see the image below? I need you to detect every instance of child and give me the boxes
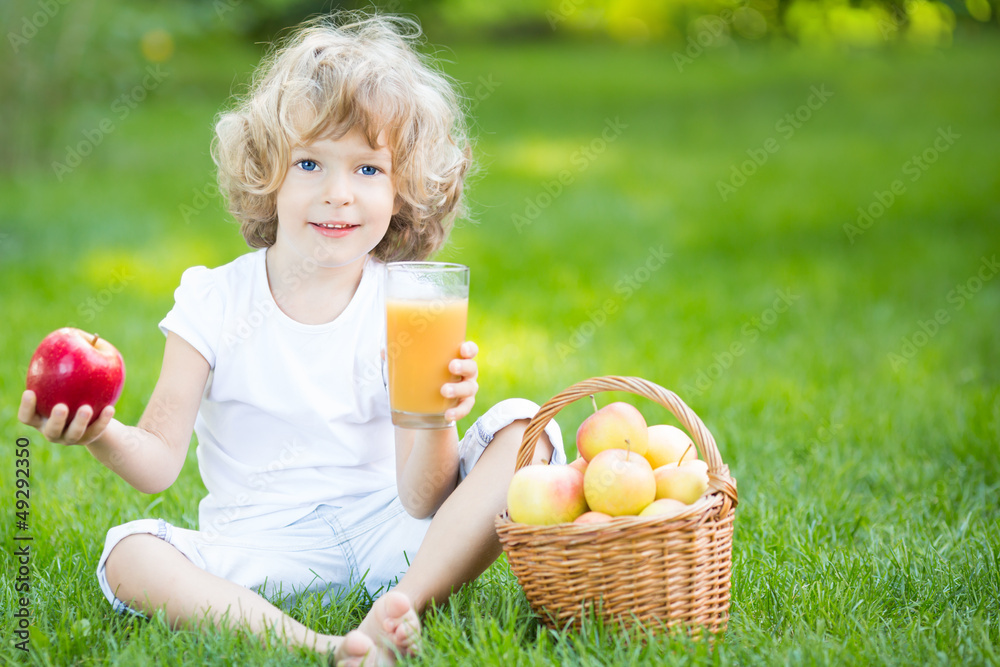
[19,12,564,666]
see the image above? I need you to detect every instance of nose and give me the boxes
[323,170,353,207]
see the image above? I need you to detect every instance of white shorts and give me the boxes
[96,398,565,616]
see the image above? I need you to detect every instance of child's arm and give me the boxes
[18,332,209,494]
[394,342,479,519]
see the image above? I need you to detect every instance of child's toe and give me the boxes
[331,630,375,667]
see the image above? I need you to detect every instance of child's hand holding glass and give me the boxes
[440,341,479,425]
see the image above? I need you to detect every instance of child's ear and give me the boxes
[392,195,403,216]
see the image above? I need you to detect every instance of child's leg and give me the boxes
[103,533,386,665]
[364,418,552,628]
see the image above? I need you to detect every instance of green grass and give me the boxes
[2,28,999,665]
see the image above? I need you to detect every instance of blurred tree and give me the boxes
[3,0,218,172]
[422,0,993,46]
[0,0,442,172]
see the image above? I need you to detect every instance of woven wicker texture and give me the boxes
[495,376,738,636]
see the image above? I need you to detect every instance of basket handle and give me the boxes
[517,376,737,506]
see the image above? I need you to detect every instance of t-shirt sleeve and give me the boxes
[158,266,224,368]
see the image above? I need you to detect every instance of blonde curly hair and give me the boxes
[211,12,472,261]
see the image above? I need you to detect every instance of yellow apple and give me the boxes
[568,456,588,474]
[576,401,649,462]
[573,510,614,524]
[507,464,587,525]
[583,448,656,516]
[653,459,709,505]
[638,498,687,518]
[644,424,698,469]
[682,459,709,476]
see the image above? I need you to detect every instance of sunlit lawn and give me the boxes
[2,31,999,665]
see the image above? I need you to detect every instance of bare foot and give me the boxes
[356,590,421,664]
[330,629,376,667]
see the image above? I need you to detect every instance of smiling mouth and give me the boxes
[312,222,358,229]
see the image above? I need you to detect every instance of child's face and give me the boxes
[274,127,397,270]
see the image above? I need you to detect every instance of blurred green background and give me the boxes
[2,0,997,404]
[1,0,999,663]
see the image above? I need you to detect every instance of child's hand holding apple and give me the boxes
[19,327,125,445]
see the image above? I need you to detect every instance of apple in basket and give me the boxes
[654,457,710,505]
[583,448,656,516]
[645,424,699,469]
[639,498,687,518]
[576,399,648,461]
[573,510,614,524]
[507,464,588,525]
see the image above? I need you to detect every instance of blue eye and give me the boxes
[298,159,318,172]
[360,165,379,176]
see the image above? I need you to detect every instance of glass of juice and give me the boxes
[385,262,469,429]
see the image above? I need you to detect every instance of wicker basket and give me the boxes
[495,376,738,637]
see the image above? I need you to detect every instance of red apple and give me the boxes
[576,400,648,462]
[26,328,125,425]
[573,510,614,524]
[507,464,588,525]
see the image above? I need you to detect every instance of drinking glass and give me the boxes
[385,262,469,428]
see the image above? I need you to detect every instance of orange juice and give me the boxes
[386,297,468,417]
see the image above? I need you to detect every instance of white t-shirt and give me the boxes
[159,248,395,537]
